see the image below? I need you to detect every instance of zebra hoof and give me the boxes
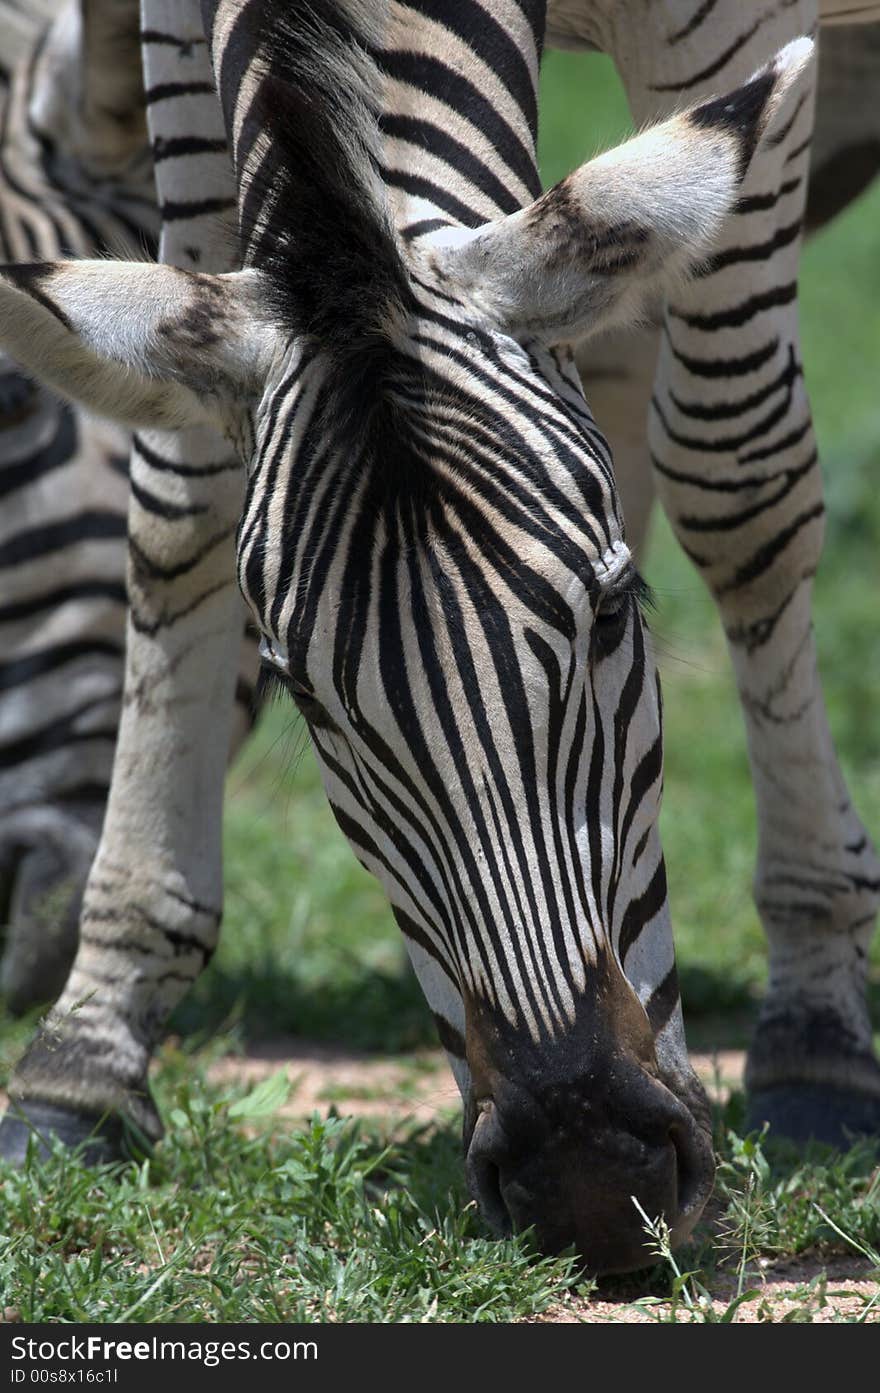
[0,1100,141,1167]
[746,1085,880,1149]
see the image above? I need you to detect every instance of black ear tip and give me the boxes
[687,36,814,180]
[689,68,777,145]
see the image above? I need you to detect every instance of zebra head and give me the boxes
[0,0,811,1273]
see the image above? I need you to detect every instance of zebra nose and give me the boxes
[464,1086,713,1274]
[465,1102,515,1237]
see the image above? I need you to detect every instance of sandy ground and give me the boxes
[535,1254,879,1322]
[200,1039,748,1121]
[3,1040,878,1321]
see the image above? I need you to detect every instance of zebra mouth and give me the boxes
[463,1077,714,1271]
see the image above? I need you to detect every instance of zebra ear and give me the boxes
[0,262,278,431]
[434,38,813,347]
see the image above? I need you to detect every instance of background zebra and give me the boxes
[545,0,880,1144]
[0,0,874,1275]
[0,0,261,1015]
[0,0,154,1013]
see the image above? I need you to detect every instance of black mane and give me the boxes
[203,0,413,441]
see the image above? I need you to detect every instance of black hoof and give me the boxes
[0,1100,144,1167]
[746,1085,880,1149]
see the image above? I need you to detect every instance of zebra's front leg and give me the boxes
[0,427,244,1162]
[643,94,880,1144]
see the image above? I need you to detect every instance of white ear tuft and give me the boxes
[430,38,815,347]
[0,262,279,432]
[768,36,815,112]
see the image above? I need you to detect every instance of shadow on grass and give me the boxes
[373,1117,470,1216]
[3,932,878,1074]
[168,956,436,1054]
[169,957,764,1056]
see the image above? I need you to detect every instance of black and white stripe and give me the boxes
[553,0,880,1130]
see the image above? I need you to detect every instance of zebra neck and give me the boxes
[379,0,546,239]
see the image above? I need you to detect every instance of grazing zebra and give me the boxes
[4,7,878,1030]
[0,0,260,1014]
[0,0,871,1274]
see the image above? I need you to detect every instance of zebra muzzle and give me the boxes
[464,1071,714,1275]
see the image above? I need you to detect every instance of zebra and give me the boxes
[571,13,880,570]
[0,0,871,1274]
[0,0,260,1014]
[3,3,878,1036]
[545,0,880,1150]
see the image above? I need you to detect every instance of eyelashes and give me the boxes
[256,659,336,729]
[591,570,654,661]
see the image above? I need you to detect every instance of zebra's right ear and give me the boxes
[433,38,813,347]
[0,261,281,432]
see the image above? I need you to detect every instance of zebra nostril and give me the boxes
[668,1117,714,1234]
[465,1103,513,1236]
[462,1074,715,1270]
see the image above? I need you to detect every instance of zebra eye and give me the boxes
[591,594,630,660]
[289,684,337,731]
[281,671,318,707]
[258,662,337,731]
[262,662,316,707]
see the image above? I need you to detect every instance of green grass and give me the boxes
[627,1125,880,1322]
[0,1064,578,1323]
[2,49,880,1323]
[1,1065,878,1322]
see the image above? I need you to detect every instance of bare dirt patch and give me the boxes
[199,1039,747,1120]
[536,1254,878,1322]
[0,1044,738,1124]
[201,1036,461,1122]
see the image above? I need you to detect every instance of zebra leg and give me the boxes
[0,426,245,1162]
[605,1,880,1144]
[0,1,249,1163]
[0,0,153,1016]
[568,20,880,571]
[0,395,129,1015]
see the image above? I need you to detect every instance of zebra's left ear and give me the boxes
[0,261,279,431]
[433,38,813,347]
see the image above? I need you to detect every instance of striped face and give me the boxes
[240,294,714,1268]
[245,322,672,1040]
